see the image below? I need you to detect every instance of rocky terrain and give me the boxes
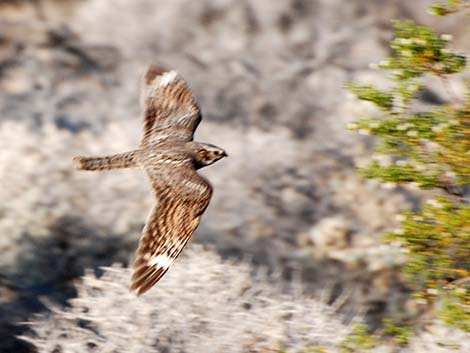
[1,0,469,352]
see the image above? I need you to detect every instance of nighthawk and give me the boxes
[74,65,227,295]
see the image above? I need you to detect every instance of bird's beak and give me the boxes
[222,150,228,157]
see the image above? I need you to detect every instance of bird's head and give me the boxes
[193,143,227,168]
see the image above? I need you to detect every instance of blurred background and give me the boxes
[0,0,469,352]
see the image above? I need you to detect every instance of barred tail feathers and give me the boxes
[73,150,140,171]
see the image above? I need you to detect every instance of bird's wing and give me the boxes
[140,65,201,146]
[130,163,212,295]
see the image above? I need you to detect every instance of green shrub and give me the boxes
[347,19,470,332]
[431,0,470,16]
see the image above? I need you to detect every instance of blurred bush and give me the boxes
[347,10,470,342]
[24,245,352,353]
[431,0,470,15]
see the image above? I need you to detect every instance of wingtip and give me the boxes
[130,263,168,296]
[129,269,150,296]
[130,281,154,297]
[130,285,144,297]
[145,64,172,84]
[129,277,144,296]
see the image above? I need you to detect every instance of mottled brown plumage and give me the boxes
[74,65,227,295]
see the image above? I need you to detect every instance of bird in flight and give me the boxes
[74,65,227,295]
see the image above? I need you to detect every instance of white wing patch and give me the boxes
[159,70,178,87]
[141,70,178,108]
[147,254,172,269]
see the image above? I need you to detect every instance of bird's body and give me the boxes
[74,65,226,295]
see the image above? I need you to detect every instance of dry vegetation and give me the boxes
[24,246,353,353]
[23,247,470,353]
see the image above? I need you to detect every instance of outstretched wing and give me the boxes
[140,65,201,145]
[130,164,212,295]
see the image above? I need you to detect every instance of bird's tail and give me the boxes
[73,150,140,171]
